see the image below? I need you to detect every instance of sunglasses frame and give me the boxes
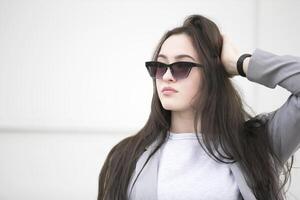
[145,61,204,80]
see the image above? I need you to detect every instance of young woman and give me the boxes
[97,14,300,200]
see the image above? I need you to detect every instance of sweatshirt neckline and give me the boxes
[168,130,202,140]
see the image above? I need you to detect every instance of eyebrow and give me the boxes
[157,54,196,62]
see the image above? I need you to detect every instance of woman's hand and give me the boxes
[220,34,242,77]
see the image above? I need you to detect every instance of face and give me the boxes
[156,33,203,112]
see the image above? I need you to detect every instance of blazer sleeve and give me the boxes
[246,48,300,164]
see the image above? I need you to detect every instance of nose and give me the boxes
[162,67,175,81]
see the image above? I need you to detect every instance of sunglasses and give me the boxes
[145,61,204,80]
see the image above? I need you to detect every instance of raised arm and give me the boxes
[221,34,300,164]
[246,49,300,164]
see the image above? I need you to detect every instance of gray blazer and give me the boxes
[127,49,300,200]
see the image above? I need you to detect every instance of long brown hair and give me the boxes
[97,14,294,200]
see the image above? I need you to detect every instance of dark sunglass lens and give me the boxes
[156,67,167,79]
[146,62,167,79]
[148,66,157,78]
[172,63,192,79]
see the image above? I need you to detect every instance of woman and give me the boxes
[97,14,300,200]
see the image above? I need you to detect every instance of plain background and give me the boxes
[0,0,299,199]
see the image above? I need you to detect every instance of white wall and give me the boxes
[0,0,299,199]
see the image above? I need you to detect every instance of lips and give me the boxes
[161,86,178,92]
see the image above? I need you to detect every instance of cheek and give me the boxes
[156,80,161,93]
[186,68,202,91]
[181,81,199,103]
[183,69,202,103]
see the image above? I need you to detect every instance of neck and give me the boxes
[170,109,201,134]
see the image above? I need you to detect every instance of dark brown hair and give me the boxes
[97,14,294,200]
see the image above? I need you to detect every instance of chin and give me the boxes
[161,103,175,111]
[161,103,182,111]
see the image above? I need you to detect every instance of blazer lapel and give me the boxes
[229,162,256,200]
[128,139,161,200]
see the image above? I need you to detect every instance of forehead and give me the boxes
[158,33,199,62]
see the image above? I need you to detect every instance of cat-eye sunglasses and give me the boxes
[145,61,204,80]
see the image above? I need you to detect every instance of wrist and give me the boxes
[237,53,251,77]
[243,57,250,76]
